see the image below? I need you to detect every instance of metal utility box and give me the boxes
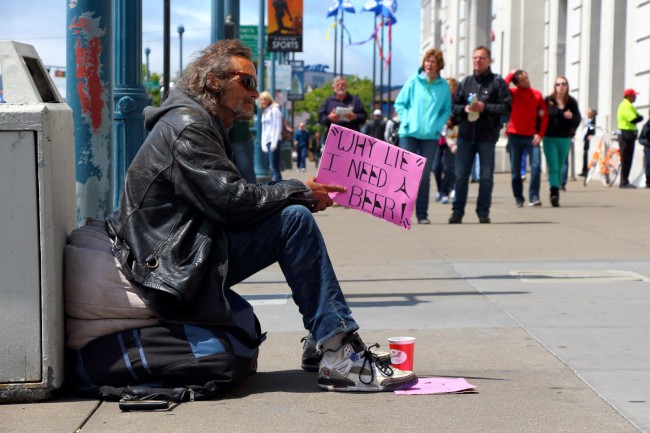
[0,41,76,402]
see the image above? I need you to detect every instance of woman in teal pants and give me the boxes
[543,76,582,207]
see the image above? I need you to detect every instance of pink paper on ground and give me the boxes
[394,377,477,395]
[316,124,426,229]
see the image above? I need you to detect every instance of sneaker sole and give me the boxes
[301,362,320,372]
[317,372,418,392]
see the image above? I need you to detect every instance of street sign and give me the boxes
[240,25,270,62]
[288,60,304,101]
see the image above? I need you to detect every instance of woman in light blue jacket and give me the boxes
[395,48,451,224]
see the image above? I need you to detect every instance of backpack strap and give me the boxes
[225,314,267,349]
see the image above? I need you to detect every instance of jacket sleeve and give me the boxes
[640,121,650,146]
[484,77,512,116]
[353,95,368,127]
[270,106,282,150]
[537,95,549,137]
[434,83,452,135]
[568,98,582,133]
[318,98,332,127]
[172,123,310,227]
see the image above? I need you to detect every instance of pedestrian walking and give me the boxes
[394,48,452,225]
[449,46,511,224]
[543,76,581,206]
[504,69,548,207]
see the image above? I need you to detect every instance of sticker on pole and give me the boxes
[316,124,425,229]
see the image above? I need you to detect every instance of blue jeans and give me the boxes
[432,144,456,196]
[471,154,480,181]
[452,137,495,217]
[400,136,437,220]
[508,134,541,203]
[225,205,358,347]
[232,140,256,184]
[297,146,308,169]
[266,142,282,182]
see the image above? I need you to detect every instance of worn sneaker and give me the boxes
[301,335,321,372]
[301,334,390,372]
[317,333,417,392]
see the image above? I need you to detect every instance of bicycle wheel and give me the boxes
[603,149,621,187]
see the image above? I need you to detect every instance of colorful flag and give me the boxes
[342,0,356,12]
[326,0,356,18]
[326,0,339,17]
[362,1,381,14]
[381,0,397,24]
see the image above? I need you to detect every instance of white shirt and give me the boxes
[261,103,282,151]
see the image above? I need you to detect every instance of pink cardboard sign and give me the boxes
[316,124,425,229]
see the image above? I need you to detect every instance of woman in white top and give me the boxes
[260,91,283,181]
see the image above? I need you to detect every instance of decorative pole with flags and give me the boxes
[340,1,355,77]
[362,1,382,110]
[383,1,397,116]
[363,1,397,114]
[326,1,338,76]
[326,1,355,79]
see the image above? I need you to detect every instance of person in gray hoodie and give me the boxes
[394,48,452,224]
[107,39,416,393]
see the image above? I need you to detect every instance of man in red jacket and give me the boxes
[505,69,548,207]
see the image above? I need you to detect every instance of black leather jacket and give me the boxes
[452,68,511,143]
[107,85,309,324]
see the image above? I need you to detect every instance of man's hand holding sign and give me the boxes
[316,125,426,229]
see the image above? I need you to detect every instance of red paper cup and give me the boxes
[388,336,416,371]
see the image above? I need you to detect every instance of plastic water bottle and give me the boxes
[468,93,479,122]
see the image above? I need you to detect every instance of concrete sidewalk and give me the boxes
[2,167,649,433]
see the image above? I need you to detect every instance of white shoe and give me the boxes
[317,333,417,392]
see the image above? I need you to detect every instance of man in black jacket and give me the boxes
[107,40,415,393]
[449,46,511,224]
[318,76,367,133]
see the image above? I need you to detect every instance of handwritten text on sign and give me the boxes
[316,125,425,229]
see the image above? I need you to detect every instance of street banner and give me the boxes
[273,64,291,90]
[316,125,425,229]
[287,60,304,100]
[267,0,303,52]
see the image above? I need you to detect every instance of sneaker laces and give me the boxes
[359,343,394,385]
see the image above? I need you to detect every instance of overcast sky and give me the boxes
[1,0,421,97]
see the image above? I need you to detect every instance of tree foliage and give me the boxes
[293,76,374,134]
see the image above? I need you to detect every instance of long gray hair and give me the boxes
[181,39,253,117]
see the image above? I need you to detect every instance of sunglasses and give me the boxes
[225,72,258,90]
[555,82,568,86]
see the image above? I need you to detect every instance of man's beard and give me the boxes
[220,94,255,121]
[232,98,255,121]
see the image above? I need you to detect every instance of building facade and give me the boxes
[421,0,650,179]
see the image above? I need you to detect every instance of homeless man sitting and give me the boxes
[67,39,416,394]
